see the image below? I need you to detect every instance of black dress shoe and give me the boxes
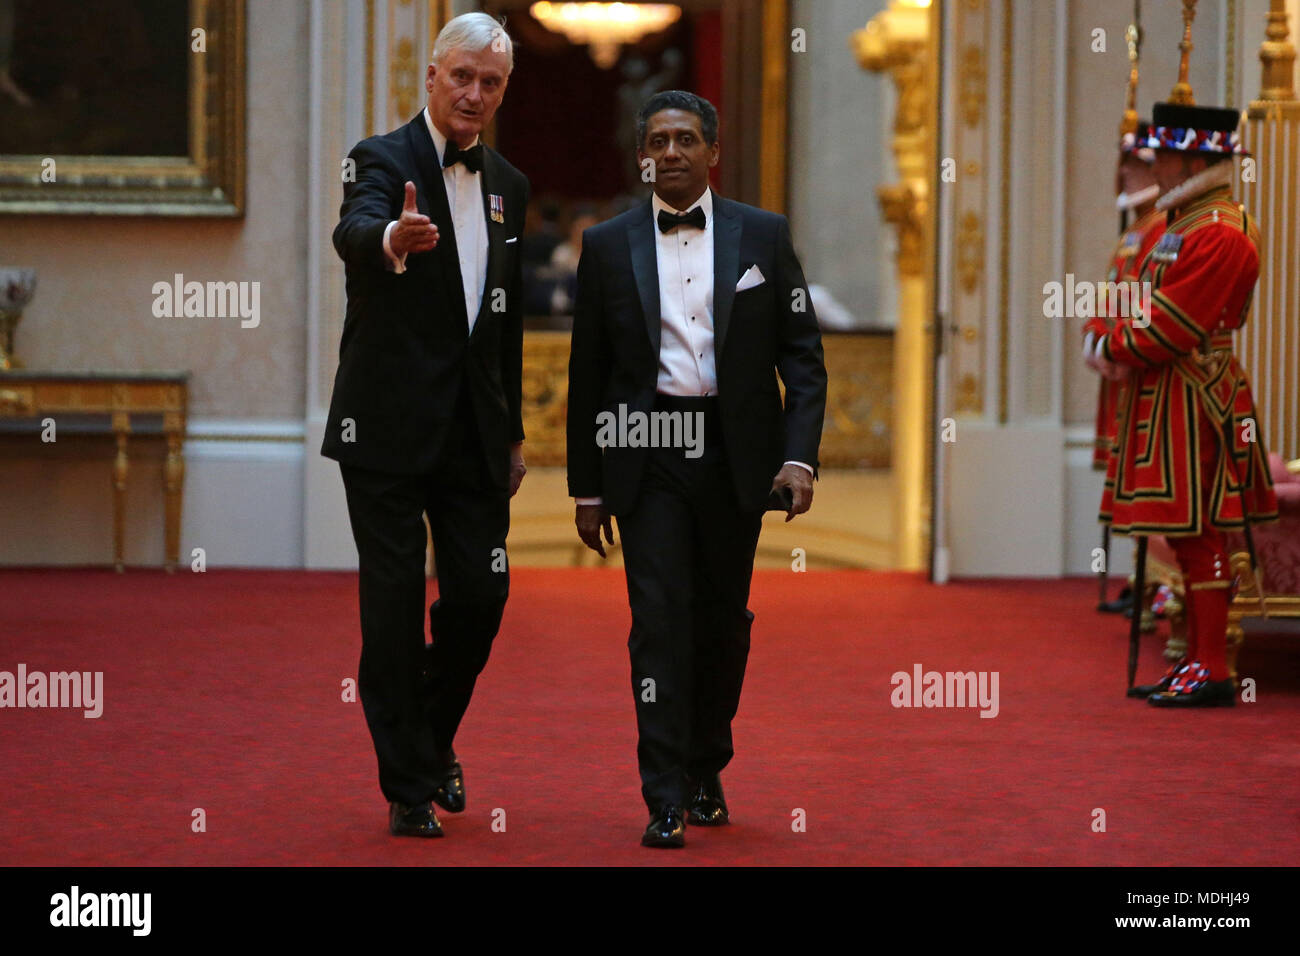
[1127,659,1187,699]
[1148,678,1235,708]
[641,807,686,848]
[686,774,730,826]
[431,757,465,814]
[389,801,444,838]
[1098,585,1134,614]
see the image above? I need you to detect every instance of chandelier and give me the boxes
[530,2,682,69]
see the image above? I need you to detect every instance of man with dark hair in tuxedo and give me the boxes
[567,90,828,847]
[322,12,529,839]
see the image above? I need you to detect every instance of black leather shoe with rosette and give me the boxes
[1147,661,1235,707]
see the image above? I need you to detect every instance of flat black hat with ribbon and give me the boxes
[1141,102,1247,155]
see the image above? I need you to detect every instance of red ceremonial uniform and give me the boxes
[1101,169,1278,691]
[1099,178,1278,537]
[1082,206,1166,469]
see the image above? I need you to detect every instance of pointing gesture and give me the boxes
[390,181,439,257]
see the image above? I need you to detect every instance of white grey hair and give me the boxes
[431,12,513,74]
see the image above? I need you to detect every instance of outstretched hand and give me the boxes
[390,181,439,258]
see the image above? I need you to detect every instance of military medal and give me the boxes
[489,194,504,224]
[1117,231,1141,257]
[1151,232,1183,263]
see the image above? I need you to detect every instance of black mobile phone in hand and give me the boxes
[765,486,794,512]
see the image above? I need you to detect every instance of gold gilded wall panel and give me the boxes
[519,331,571,467]
[519,331,892,470]
[817,334,892,469]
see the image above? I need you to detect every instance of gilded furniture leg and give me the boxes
[163,413,185,573]
[112,411,130,573]
[1163,588,1189,661]
[1227,551,1256,687]
[1226,619,1245,685]
[1137,581,1158,634]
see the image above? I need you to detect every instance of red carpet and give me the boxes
[1,568,1296,866]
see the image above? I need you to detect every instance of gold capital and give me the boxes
[1257,0,1297,102]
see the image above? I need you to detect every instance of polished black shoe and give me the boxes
[1126,659,1188,699]
[1098,585,1134,614]
[1148,678,1235,708]
[641,807,686,848]
[686,775,730,827]
[431,756,466,814]
[389,801,444,838]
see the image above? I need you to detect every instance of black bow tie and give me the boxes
[657,207,706,234]
[442,141,484,173]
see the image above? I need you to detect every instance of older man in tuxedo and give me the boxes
[567,91,827,847]
[322,13,528,838]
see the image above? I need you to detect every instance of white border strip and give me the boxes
[185,419,306,461]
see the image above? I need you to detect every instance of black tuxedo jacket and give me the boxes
[322,113,529,484]
[566,191,827,515]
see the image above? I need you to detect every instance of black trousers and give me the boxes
[339,393,509,806]
[615,396,764,812]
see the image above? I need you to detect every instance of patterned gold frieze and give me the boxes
[391,37,419,124]
[959,45,986,127]
[956,210,983,294]
[955,373,982,414]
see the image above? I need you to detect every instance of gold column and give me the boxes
[759,0,789,214]
[853,0,937,572]
[1241,0,1300,463]
[1228,0,1300,667]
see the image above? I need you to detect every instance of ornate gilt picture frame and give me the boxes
[0,0,245,217]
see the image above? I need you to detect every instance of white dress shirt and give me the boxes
[574,187,812,506]
[382,107,490,333]
[653,189,718,397]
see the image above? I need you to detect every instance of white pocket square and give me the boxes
[735,265,765,292]
[505,236,518,244]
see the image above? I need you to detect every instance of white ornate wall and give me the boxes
[938,0,1286,577]
[0,0,310,568]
